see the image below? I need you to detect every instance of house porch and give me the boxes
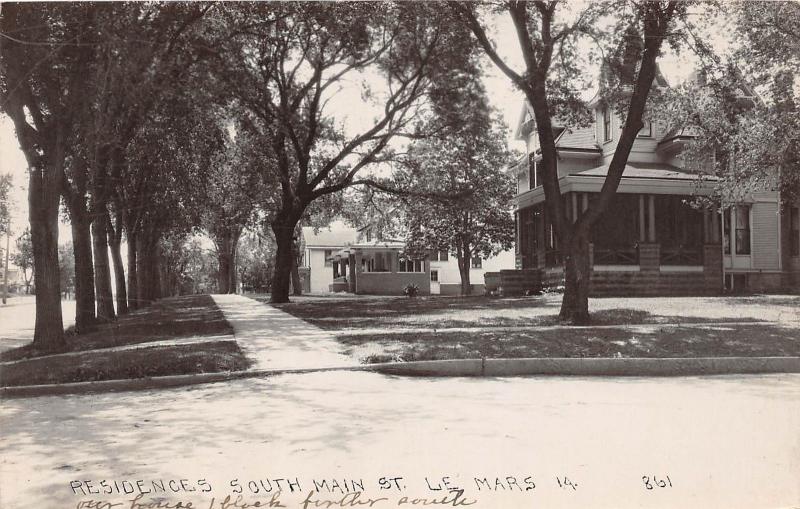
[491,191,724,296]
[328,244,431,295]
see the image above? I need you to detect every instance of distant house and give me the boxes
[301,220,515,295]
[301,220,359,294]
[429,248,515,295]
[502,73,799,295]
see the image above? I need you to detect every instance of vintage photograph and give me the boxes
[0,1,798,508]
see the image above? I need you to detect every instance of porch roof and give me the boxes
[515,163,718,210]
[329,239,405,261]
[573,162,715,181]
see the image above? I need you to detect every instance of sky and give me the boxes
[0,5,718,250]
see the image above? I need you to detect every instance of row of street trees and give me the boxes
[1,1,796,348]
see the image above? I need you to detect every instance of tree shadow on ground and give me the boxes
[0,295,233,362]
[340,322,800,363]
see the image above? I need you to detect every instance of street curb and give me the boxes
[367,357,800,377]
[0,365,362,399]
[2,357,798,399]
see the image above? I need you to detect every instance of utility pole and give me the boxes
[2,217,9,305]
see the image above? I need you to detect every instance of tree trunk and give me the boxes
[270,217,299,303]
[108,233,127,315]
[29,166,64,350]
[71,217,96,332]
[150,241,163,300]
[127,233,138,311]
[457,243,472,296]
[139,235,161,305]
[107,208,128,315]
[559,233,591,324]
[136,236,149,307]
[91,212,116,322]
[229,252,238,294]
[290,237,302,296]
[217,236,234,294]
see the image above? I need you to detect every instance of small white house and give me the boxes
[301,220,515,295]
[429,249,515,295]
[301,221,359,294]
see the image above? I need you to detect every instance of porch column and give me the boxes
[571,193,578,223]
[581,193,588,212]
[648,194,656,242]
[703,243,723,294]
[711,210,720,243]
[638,194,646,241]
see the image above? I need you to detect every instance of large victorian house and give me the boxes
[496,77,799,296]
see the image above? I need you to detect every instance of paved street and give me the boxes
[0,296,75,352]
[1,298,798,509]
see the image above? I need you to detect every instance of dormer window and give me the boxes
[637,120,652,138]
[603,107,612,142]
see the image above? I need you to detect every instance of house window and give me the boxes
[429,250,448,262]
[399,258,424,272]
[637,120,652,138]
[374,252,388,271]
[324,249,332,266]
[471,256,482,269]
[365,230,372,242]
[723,209,731,254]
[603,107,612,142]
[430,270,439,282]
[790,206,799,256]
[529,160,535,190]
[735,205,751,255]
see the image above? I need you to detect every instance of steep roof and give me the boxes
[302,220,359,248]
[555,126,600,151]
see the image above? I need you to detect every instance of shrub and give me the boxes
[403,284,420,298]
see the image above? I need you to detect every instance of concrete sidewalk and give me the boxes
[211,294,354,371]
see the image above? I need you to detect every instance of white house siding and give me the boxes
[431,250,516,294]
[308,249,333,293]
[751,201,780,270]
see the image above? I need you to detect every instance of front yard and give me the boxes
[0,295,251,387]
[267,294,800,363]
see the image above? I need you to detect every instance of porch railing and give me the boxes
[660,246,702,265]
[593,247,639,265]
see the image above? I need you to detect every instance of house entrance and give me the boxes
[430,270,440,294]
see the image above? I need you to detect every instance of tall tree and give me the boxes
[454,1,687,323]
[214,2,475,303]
[237,229,276,294]
[398,85,515,295]
[0,173,10,304]
[0,4,98,347]
[0,173,10,236]
[197,126,263,294]
[656,1,799,207]
[75,3,213,320]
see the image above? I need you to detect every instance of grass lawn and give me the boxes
[267,294,800,363]
[0,295,251,387]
